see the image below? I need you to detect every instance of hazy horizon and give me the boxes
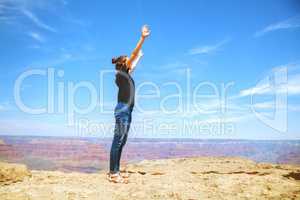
[1,134,300,141]
[1,135,299,173]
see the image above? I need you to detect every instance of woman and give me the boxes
[107,25,150,183]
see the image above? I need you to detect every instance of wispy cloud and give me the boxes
[239,74,300,97]
[255,15,300,37]
[239,64,300,97]
[0,16,15,24]
[252,101,300,112]
[0,1,18,23]
[239,83,270,97]
[188,39,230,55]
[21,8,57,32]
[28,31,45,42]
[0,101,12,112]
[0,1,58,32]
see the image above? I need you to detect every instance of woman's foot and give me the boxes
[120,170,130,178]
[107,173,129,184]
[120,172,130,178]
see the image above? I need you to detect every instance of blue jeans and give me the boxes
[109,102,133,174]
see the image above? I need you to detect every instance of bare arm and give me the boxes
[127,25,150,72]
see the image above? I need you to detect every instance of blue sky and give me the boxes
[0,0,300,139]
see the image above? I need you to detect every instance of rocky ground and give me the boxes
[1,157,300,200]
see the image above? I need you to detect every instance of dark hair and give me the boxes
[112,55,128,72]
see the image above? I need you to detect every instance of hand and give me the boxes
[141,25,150,38]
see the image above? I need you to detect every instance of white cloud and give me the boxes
[287,74,300,94]
[255,15,300,37]
[0,2,17,23]
[239,83,270,97]
[252,101,274,109]
[188,39,230,55]
[0,101,12,112]
[28,31,45,42]
[239,64,300,97]
[239,74,300,97]
[0,16,15,24]
[252,101,300,112]
[0,0,67,11]
[21,8,57,32]
[0,1,58,32]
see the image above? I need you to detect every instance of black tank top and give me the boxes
[115,70,135,108]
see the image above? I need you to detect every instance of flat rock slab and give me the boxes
[0,157,300,200]
[0,162,31,185]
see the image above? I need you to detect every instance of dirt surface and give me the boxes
[1,157,300,200]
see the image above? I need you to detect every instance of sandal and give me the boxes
[120,172,130,178]
[107,173,129,184]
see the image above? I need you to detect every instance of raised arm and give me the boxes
[126,25,150,71]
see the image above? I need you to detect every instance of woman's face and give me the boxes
[123,56,129,69]
[124,56,129,63]
[115,56,129,71]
